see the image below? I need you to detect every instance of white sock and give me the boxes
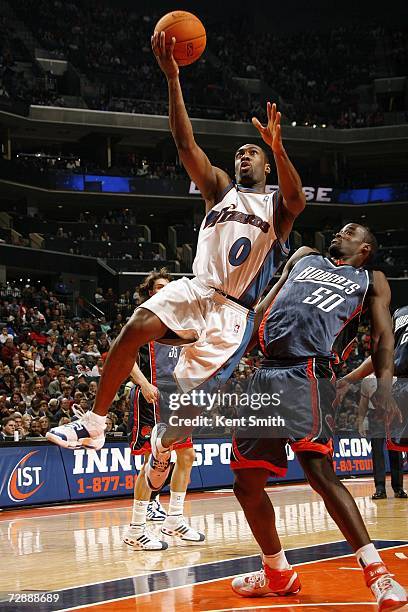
[168,491,186,517]
[355,543,382,569]
[263,549,290,571]
[88,412,106,427]
[131,500,149,528]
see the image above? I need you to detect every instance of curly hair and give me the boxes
[138,268,173,302]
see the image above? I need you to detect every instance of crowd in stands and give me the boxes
[13,151,186,180]
[0,277,379,443]
[2,1,406,127]
[0,282,134,442]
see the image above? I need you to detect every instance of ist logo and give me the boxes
[7,451,44,502]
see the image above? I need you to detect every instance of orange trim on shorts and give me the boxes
[130,387,140,450]
[291,438,333,456]
[386,438,408,451]
[230,437,288,477]
[306,357,320,439]
[148,341,161,423]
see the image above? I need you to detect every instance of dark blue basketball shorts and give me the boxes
[231,358,336,476]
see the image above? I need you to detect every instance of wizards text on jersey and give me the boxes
[204,205,270,234]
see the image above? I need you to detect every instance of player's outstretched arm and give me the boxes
[152,32,229,209]
[252,102,306,241]
[366,271,401,423]
[368,271,394,387]
[246,246,317,351]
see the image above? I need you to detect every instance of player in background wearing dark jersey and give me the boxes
[357,374,406,499]
[230,225,407,610]
[338,304,408,498]
[123,271,204,550]
[46,31,306,478]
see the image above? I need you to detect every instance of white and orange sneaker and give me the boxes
[232,564,301,597]
[364,562,408,611]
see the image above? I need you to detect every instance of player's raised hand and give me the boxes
[252,102,285,154]
[151,31,179,80]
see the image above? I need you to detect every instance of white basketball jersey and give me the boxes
[193,185,289,308]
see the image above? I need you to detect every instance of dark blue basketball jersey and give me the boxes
[393,306,408,376]
[139,341,179,386]
[260,254,371,362]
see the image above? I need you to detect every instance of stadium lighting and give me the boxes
[312,124,317,128]
[291,121,297,126]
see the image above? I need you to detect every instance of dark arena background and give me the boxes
[0,0,407,610]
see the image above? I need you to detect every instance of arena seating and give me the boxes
[1,1,406,126]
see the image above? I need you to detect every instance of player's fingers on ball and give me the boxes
[152,35,159,57]
[158,31,165,54]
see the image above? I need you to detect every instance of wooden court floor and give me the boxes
[0,477,407,611]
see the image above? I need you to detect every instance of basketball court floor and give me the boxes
[0,478,407,611]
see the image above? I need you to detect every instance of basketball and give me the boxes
[154,11,206,66]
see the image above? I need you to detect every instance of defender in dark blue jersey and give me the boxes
[393,305,408,377]
[339,304,408,473]
[230,224,407,610]
[123,271,204,551]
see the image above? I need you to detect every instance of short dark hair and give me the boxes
[139,268,172,302]
[2,416,16,427]
[361,226,378,261]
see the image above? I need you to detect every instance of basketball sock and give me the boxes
[131,500,149,529]
[167,491,186,517]
[355,543,383,569]
[88,412,106,427]
[263,549,290,571]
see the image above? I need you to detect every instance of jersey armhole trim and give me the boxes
[272,190,290,255]
[214,181,235,206]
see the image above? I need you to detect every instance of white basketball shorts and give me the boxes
[137,277,254,393]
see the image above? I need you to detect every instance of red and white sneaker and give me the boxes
[231,563,301,597]
[364,562,408,611]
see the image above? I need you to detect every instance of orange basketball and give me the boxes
[154,11,206,66]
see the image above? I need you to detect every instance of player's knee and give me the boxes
[122,308,158,346]
[176,447,195,468]
[302,462,326,494]
[233,472,262,504]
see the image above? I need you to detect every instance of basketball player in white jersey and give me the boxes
[46,31,306,490]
